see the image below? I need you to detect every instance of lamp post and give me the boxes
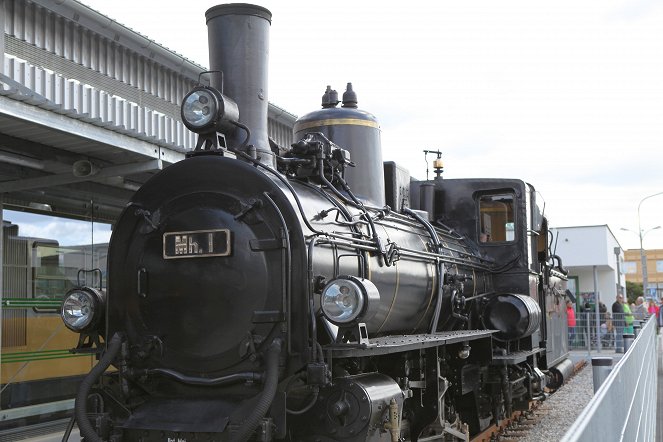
[637,191,663,296]
[621,189,663,297]
[620,226,661,295]
[639,226,660,297]
[613,246,622,297]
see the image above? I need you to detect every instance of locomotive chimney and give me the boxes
[205,4,273,166]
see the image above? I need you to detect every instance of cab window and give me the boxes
[478,193,515,243]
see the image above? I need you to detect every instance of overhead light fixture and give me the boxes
[72,160,99,177]
[28,202,52,211]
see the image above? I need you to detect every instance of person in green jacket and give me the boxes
[623,302,634,334]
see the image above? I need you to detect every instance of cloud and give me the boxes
[6,212,111,246]
[607,0,663,21]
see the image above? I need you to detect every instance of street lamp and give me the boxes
[627,226,660,296]
[620,226,661,295]
[621,189,663,297]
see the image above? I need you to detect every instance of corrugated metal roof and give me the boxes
[0,0,296,223]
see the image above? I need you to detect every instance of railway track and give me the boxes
[470,360,587,442]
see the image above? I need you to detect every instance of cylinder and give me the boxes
[623,333,635,353]
[548,357,574,390]
[206,4,273,165]
[591,356,613,393]
[292,373,403,440]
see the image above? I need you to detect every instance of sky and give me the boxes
[5,210,112,246]
[75,0,663,250]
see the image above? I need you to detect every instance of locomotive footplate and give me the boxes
[323,330,495,358]
[490,348,544,365]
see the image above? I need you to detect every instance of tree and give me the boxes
[625,281,642,305]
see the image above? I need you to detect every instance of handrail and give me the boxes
[2,349,90,364]
[1,297,62,309]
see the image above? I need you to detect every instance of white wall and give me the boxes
[551,225,625,301]
[553,226,611,267]
[574,266,619,305]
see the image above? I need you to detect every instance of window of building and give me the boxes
[478,193,515,243]
[656,260,663,273]
[623,261,637,274]
[1,209,111,427]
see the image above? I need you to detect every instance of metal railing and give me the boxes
[568,311,641,352]
[561,316,658,442]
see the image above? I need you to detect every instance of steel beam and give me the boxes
[0,159,162,193]
[0,95,184,162]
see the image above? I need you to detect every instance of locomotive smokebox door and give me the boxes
[107,155,298,375]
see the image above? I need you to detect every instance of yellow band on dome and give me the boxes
[295,118,380,131]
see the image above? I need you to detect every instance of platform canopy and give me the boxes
[0,0,296,223]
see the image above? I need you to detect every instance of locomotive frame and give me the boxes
[59,4,572,442]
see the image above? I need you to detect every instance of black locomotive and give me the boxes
[60,4,572,441]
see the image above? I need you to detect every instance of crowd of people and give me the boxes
[567,295,662,350]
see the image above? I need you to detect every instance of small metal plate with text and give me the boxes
[163,229,231,259]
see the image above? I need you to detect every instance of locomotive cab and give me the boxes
[410,178,537,276]
[410,177,569,369]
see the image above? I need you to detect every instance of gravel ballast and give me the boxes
[519,363,594,442]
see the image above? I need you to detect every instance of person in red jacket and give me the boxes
[649,300,660,332]
[648,300,659,316]
[567,300,576,345]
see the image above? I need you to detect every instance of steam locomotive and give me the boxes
[60,4,572,441]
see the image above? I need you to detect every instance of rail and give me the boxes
[561,316,658,442]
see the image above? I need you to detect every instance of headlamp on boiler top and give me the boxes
[181,86,239,134]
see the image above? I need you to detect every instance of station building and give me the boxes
[549,225,625,308]
[623,248,663,300]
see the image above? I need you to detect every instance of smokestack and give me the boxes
[205,4,273,165]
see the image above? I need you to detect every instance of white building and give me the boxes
[550,225,625,308]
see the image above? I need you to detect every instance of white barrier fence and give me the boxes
[561,316,658,442]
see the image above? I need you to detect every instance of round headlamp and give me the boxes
[61,287,105,333]
[182,88,218,130]
[180,86,239,134]
[320,276,380,326]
